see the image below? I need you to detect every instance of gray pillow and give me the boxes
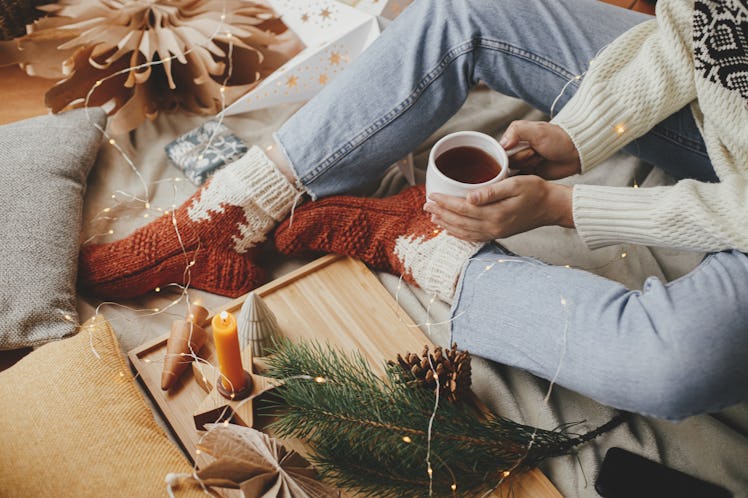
[0,108,105,350]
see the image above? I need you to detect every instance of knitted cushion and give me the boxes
[0,315,203,497]
[0,108,104,349]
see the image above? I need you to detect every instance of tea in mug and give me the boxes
[434,146,502,184]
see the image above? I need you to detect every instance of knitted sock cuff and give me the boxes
[394,232,483,302]
[226,146,302,221]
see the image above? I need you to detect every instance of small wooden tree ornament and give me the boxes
[237,292,281,357]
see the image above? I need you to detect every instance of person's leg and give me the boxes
[451,245,748,419]
[276,0,664,198]
[79,148,303,298]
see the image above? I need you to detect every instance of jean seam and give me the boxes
[477,38,580,82]
[301,37,581,186]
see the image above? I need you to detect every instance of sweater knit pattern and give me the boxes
[552,0,748,253]
[693,0,748,103]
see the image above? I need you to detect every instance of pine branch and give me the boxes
[261,340,623,497]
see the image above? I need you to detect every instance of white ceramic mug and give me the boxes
[425,131,527,198]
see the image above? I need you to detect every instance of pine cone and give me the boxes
[389,343,472,403]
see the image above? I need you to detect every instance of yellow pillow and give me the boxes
[0,315,203,497]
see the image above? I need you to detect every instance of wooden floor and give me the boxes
[0,66,54,125]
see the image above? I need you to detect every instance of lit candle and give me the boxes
[211,311,246,393]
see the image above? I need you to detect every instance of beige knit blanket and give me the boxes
[78,88,747,498]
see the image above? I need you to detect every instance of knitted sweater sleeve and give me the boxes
[548,0,748,252]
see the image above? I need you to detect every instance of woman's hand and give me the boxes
[501,120,581,180]
[423,175,574,242]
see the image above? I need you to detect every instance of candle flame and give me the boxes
[219,310,229,324]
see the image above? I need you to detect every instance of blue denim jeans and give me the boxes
[276,0,747,419]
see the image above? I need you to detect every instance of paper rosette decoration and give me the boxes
[192,423,336,498]
[0,0,303,133]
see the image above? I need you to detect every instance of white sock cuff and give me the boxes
[226,146,301,221]
[395,232,483,302]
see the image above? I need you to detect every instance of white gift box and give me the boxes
[226,0,381,116]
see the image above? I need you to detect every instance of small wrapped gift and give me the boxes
[165,120,249,185]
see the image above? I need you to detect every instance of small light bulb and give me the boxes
[614,123,626,135]
[103,207,110,213]
[402,436,412,444]
[155,287,161,292]
[195,449,201,455]
[502,470,511,478]
[95,80,103,87]
[108,229,114,234]
[143,213,149,218]
[451,483,457,491]
[314,376,326,383]
[621,252,628,259]
[560,298,567,306]
[427,467,433,477]
[145,202,150,209]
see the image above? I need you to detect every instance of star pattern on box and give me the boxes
[224,0,406,116]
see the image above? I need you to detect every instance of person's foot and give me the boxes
[79,147,301,299]
[274,186,482,301]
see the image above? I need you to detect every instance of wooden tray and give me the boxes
[129,254,561,498]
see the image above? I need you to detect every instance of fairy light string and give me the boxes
[66,8,635,493]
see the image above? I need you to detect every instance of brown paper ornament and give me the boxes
[161,304,209,391]
[194,424,337,498]
[0,0,303,133]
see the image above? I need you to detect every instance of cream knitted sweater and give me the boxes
[552,0,748,253]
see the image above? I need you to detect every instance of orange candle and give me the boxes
[211,311,246,392]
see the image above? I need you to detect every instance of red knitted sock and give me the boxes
[274,186,481,301]
[79,147,301,299]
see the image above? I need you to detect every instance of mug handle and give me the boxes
[504,140,530,176]
[504,140,530,157]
